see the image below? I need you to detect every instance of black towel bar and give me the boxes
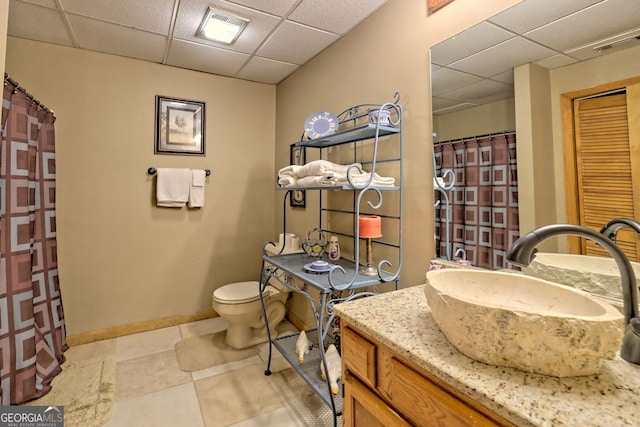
[147,167,210,176]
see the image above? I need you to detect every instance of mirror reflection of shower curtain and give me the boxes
[1,81,67,404]
[434,132,520,270]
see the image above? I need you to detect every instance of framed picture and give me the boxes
[428,0,455,14]
[155,95,205,156]
[290,143,305,208]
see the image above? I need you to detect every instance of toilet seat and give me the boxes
[213,281,267,304]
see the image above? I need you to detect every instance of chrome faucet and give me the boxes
[600,217,640,243]
[506,224,640,365]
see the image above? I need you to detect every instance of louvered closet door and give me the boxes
[573,86,640,261]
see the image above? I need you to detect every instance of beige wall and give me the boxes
[514,63,555,243]
[433,97,516,142]
[5,37,276,336]
[275,0,522,288]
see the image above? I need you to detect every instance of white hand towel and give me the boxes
[295,160,362,178]
[296,175,325,187]
[188,169,207,208]
[320,171,395,187]
[278,165,303,177]
[278,175,297,187]
[156,168,191,207]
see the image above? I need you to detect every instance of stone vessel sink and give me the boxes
[424,269,624,377]
[522,253,640,301]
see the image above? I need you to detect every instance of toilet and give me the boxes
[212,280,290,349]
[212,234,301,349]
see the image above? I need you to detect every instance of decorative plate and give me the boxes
[304,111,339,140]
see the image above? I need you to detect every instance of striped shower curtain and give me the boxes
[433,132,520,270]
[0,80,67,404]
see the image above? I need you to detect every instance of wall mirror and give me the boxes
[429,0,640,298]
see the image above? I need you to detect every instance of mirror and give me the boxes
[429,0,640,300]
[431,0,640,137]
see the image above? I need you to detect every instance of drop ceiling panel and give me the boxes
[288,0,387,34]
[235,56,299,84]
[525,0,640,52]
[448,37,557,78]
[18,0,56,7]
[488,0,602,34]
[60,0,176,34]
[172,0,281,54]
[432,98,477,114]
[489,70,514,85]
[226,0,300,16]
[534,54,578,69]
[430,22,514,66]
[166,39,250,76]
[7,0,638,91]
[8,1,74,47]
[67,15,167,63]
[257,21,339,65]
[430,67,482,96]
[439,79,513,104]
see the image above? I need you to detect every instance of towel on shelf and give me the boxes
[296,175,326,187]
[321,171,395,187]
[189,169,207,208]
[277,166,395,189]
[278,164,303,178]
[278,175,297,187]
[156,168,192,207]
[294,160,362,178]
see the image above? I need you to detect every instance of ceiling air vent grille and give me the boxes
[196,8,249,45]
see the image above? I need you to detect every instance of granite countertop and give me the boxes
[334,285,640,427]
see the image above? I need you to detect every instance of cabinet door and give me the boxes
[342,326,377,388]
[343,372,411,427]
[378,349,501,427]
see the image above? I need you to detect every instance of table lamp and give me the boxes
[359,215,382,276]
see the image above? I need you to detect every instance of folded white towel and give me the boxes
[156,168,192,207]
[278,165,303,177]
[295,160,362,178]
[296,175,326,187]
[321,171,395,187]
[278,175,297,187]
[189,169,207,208]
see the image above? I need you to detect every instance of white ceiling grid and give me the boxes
[7,0,387,84]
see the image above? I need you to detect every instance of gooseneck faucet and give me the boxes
[600,217,640,243]
[506,224,640,364]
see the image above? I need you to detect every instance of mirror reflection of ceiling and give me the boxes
[431,0,640,115]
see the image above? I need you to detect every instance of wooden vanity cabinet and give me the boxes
[341,323,517,427]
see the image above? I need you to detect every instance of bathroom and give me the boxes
[2,0,640,425]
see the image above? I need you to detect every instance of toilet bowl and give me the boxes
[211,280,290,349]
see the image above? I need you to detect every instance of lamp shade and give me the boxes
[359,215,382,238]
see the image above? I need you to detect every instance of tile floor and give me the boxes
[65,317,341,427]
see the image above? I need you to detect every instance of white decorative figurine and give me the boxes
[295,330,310,363]
[320,344,342,395]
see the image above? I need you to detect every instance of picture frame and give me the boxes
[155,95,205,156]
[290,143,306,208]
[428,0,455,14]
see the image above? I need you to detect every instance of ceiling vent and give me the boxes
[594,35,640,52]
[196,8,249,44]
[590,28,640,53]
